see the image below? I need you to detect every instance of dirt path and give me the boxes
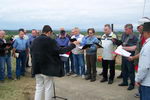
[23,68,139,100]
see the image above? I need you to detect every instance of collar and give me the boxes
[145,38,150,43]
[103,32,113,37]
[143,38,150,46]
[60,37,66,39]
[19,37,24,40]
[75,34,80,37]
[41,34,47,37]
[31,35,37,38]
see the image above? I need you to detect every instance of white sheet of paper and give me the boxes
[78,46,83,49]
[15,53,19,58]
[114,45,131,57]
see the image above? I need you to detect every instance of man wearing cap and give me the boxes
[118,24,138,90]
[135,22,150,100]
[55,29,70,75]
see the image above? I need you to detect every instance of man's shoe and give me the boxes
[100,78,108,82]
[108,80,113,84]
[0,80,5,83]
[72,74,79,77]
[134,93,140,98]
[31,75,35,78]
[127,85,134,90]
[21,74,25,76]
[90,77,96,82]
[70,72,75,75]
[118,83,128,86]
[15,76,20,80]
[99,72,103,76]
[117,75,123,79]
[66,73,71,76]
[8,77,14,80]
[81,75,85,79]
[85,76,91,80]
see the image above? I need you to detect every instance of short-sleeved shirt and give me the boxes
[55,37,69,47]
[121,33,138,56]
[81,36,99,55]
[71,34,84,54]
[13,37,28,51]
[28,34,37,48]
[0,38,6,56]
[101,32,117,60]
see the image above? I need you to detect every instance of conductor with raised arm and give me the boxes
[31,25,77,100]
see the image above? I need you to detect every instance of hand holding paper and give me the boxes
[112,45,131,57]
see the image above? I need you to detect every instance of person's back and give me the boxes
[32,25,77,100]
[31,34,65,77]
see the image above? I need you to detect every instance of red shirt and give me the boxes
[141,35,146,46]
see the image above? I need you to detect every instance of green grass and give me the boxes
[0,58,35,100]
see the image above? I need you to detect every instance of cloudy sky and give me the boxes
[0,0,150,31]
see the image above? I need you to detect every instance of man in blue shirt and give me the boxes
[28,29,38,48]
[13,29,29,80]
[82,28,99,82]
[27,29,38,77]
[55,30,70,75]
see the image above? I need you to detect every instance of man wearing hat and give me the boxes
[55,29,70,75]
[135,22,150,100]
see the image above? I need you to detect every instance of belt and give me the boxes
[16,50,26,53]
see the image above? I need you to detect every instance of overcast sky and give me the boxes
[0,0,150,31]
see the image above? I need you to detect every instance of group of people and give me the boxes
[0,17,150,100]
[0,29,39,81]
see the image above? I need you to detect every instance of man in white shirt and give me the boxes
[135,22,150,100]
[100,24,117,84]
[71,27,85,78]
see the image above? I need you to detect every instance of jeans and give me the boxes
[4,55,12,78]
[73,54,85,75]
[16,51,27,77]
[70,53,74,73]
[122,57,135,85]
[35,74,54,100]
[0,56,5,80]
[140,85,150,100]
[64,59,70,74]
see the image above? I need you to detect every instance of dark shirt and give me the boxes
[27,34,38,48]
[121,33,138,56]
[55,37,69,47]
[31,34,76,77]
[0,38,5,56]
